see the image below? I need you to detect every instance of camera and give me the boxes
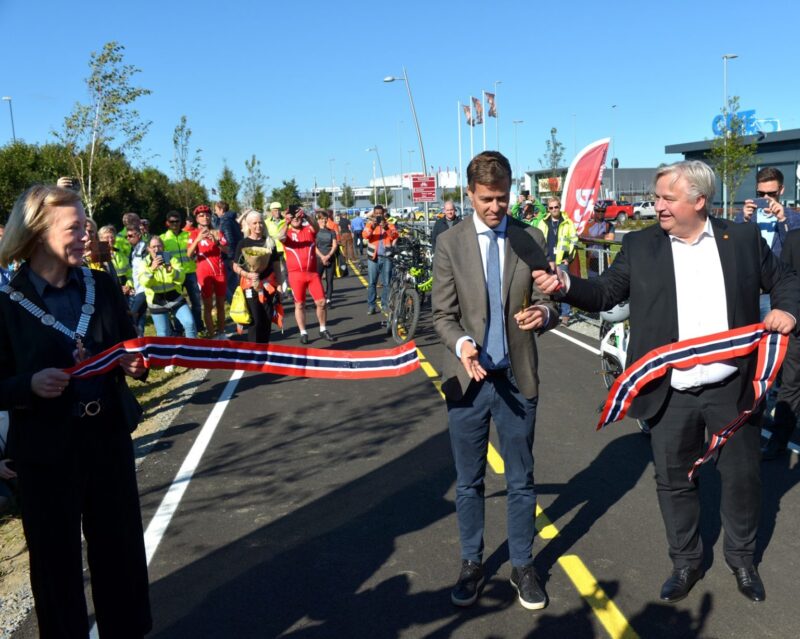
[374,215,384,225]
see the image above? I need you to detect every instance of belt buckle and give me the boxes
[80,400,101,418]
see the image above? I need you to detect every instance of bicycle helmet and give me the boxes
[600,301,630,323]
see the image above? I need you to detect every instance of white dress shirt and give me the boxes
[669,217,737,390]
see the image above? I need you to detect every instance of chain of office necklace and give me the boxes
[0,266,96,340]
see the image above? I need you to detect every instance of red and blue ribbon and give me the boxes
[598,323,788,480]
[64,336,420,380]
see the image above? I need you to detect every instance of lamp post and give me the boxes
[722,53,738,218]
[384,67,429,227]
[493,80,501,151]
[329,158,336,215]
[367,146,389,207]
[512,120,524,192]
[2,97,15,143]
[610,105,617,198]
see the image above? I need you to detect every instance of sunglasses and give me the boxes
[548,206,560,210]
[756,190,780,198]
[167,219,180,224]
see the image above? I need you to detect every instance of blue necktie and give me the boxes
[483,230,506,368]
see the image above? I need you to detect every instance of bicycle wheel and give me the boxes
[392,287,420,344]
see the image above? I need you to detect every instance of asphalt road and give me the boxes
[13,270,800,638]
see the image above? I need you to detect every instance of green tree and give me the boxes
[441,186,462,203]
[243,154,266,211]
[217,163,240,210]
[271,179,302,208]
[0,142,72,216]
[368,189,393,206]
[54,41,152,217]
[339,184,356,208]
[707,96,757,218]
[539,127,565,184]
[317,189,332,210]
[171,115,204,217]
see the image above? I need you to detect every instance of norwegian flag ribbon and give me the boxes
[598,323,788,480]
[64,337,420,380]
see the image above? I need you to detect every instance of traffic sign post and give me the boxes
[412,174,437,203]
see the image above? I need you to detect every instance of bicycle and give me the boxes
[598,302,650,435]
[384,252,421,345]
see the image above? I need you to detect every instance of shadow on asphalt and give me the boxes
[533,432,652,583]
[146,429,468,638]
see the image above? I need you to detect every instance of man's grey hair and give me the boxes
[654,161,716,212]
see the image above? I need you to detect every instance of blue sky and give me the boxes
[1,0,797,195]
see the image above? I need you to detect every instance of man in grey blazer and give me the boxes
[433,151,559,610]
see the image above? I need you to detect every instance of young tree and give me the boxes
[271,179,302,208]
[317,189,332,210]
[171,115,204,217]
[707,96,757,218]
[217,163,240,210]
[339,184,356,208]
[54,41,152,217]
[368,190,393,206]
[539,127,565,183]
[242,154,266,211]
[441,186,462,203]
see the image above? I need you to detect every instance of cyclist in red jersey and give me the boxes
[280,206,335,344]
[187,204,229,338]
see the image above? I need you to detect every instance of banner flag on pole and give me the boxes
[561,138,609,236]
[462,103,473,127]
[485,92,497,118]
[472,96,484,125]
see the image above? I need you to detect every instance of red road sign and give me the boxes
[412,175,437,202]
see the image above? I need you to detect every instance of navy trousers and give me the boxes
[446,368,538,567]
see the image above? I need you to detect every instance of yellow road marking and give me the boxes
[558,555,640,639]
[361,275,637,637]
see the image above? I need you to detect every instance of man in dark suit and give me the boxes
[431,200,460,253]
[534,160,799,604]
[433,151,559,610]
[763,228,800,459]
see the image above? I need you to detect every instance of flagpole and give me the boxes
[482,90,487,151]
[457,101,464,214]
[469,106,474,161]
[494,81,500,151]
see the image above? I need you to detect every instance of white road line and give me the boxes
[143,369,243,563]
[550,328,602,356]
[90,369,244,639]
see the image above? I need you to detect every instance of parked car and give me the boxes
[596,199,635,223]
[632,200,656,219]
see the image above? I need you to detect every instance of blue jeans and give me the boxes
[224,259,238,304]
[367,256,392,311]
[151,304,197,338]
[128,292,147,337]
[446,368,538,567]
[180,272,204,333]
[558,263,571,317]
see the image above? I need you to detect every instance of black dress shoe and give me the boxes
[726,562,766,602]
[451,560,484,607]
[659,567,703,603]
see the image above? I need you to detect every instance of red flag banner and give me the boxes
[562,138,610,236]
[485,92,496,118]
[472,96,484,125]
[462,103,473,127]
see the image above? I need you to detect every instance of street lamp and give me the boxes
[493,80,501,151]
[329,158,336,215]
[2,97,15,143]
[366,146,389,207]
[512,120,524,192]
[722,53,739,218]
[385,67,430,227]
[610,105,617,198]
